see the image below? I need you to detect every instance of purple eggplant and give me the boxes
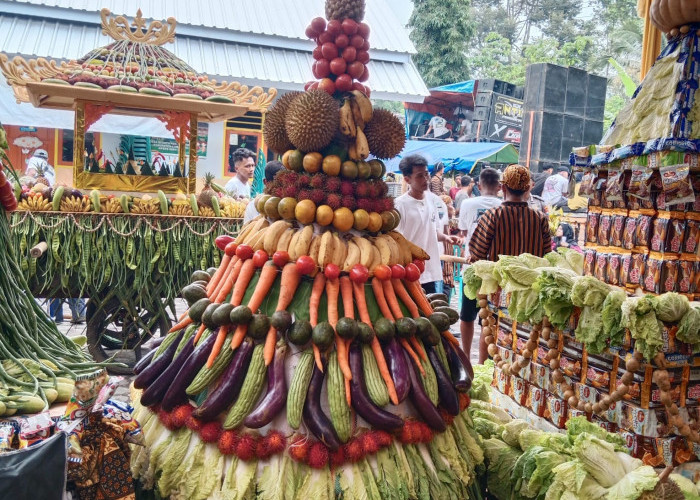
[443,337,472,392]
[133,329,185,389]
[303,360,342,451]
[194,338,255,420]
[140,332,197,407]
[349,343,404,431]
[382,337,411,403]
[244,343,288,428]
[133,336,166,375]
[161,329,219,411]
[426,344,459,416]
[406,352,447,432]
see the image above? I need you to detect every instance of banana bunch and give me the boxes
[339,90,372,161]
[317,230,348,269]
[221,200,246,218]
[103,197,124,213]
[130,197,160,215]
[198,206,216,218]
[234,216,270,246]
[60,195,92,213]
[387,231,430,261]
[169,201,194,216]
[19,193,52,212]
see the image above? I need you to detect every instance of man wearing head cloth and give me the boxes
[468,164,552,363]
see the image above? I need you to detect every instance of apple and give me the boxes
[342,18,358,35]
[272,251,290,268]
[324,263,341,280]
[334,34,349,50]
[404,263,421,282]
[361,40,370,51]
[329,57,347,76]
[315,59,331,78]
[390,264,406,280]
[253,249,269,268]
[321,42,339,60]
[327,19,342,36]
[347,61,365,79]
[349,264,369,283]
[215,235,235,252]
[236,244,254,261]
[224,241,238,256]
[342,46,357,62]
[318,78,336,95]
[373,264,392,281]
[311,17,327,33]
[312,46,323,60]
[350,34,365,48]
[356,50,370,64]
[335,74,353,92]
[412,259,425,273]
[357,22,370,39]
[305,26,318,39]
[318,31,334,44]
[358,66,370,82]
[296,255,316,275]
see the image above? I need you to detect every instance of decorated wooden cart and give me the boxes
[0,8,276,373]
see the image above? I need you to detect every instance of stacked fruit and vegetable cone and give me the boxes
[0,124,101,416]
[130,1,483,498]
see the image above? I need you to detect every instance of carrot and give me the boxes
[192,322,207,345]
[230,259,256,306]
[339,276,355,319]
[214,259,243,303]
[209,260,235,300]
[442,329,461,348]
[392,279,419,319]
[382,279,404,320]
[264,326,277,366]
[400,338,425,375]
[371,278,394,321]
[353,281,399,405]
[206,253,232,294]
[247,263,279,314]
[309,273,327,327]
[410,336,428,362]
[406,280,434,316]
[206,325,229,368]
[313,344,324,372]
[276,263,301,312]
[327,278,352,382]
[168,315,193,334]
[229,323,248,350]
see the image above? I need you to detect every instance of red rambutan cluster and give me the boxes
[282,184,298,198]
[288,434,311,463]
[170,404,194,429]
[298,190,313,201]
[199,421,223,443]
[236,433,258,461]
[354,180,370,198]
[309,190,325,205]
[398,420,434,444]
[218,430,239,455]
[340,181,354,196]
[185,414,205,433]
[309,174,325,190]
[341,196,356,211]
[308,441,329,469]
[326,193,342,210]
[326,176,342,193]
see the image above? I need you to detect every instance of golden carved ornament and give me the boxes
[0,54,78,102]
[100,8,176,45]
[210,81,278,111]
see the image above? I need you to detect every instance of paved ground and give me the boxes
[46,289,482,405]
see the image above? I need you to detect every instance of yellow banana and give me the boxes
[351,90,373,123]
[372,237,392,266]
[276,228,296,253]
[288,229,303,260]
[332,233,347,268]
[248,226,268,251]
[368,245,382,272]
[342,241,361,272]
[318,230,337,269]
[264,220,292,255]
[308,235,322,268]
[388,231,430,261]
[348,143,360,161]
[352,236,373,269]
[379,234,401,266]
[356,127,370,160]
[236,216,264,244]
[294,225,314,258]
[349,98,365,129]
[339,99,357,138]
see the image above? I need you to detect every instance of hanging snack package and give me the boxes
[659,163,695,208]
[587,208,601,244]
[607,251,622,286]
[661,258,679,294]
[684,213,700,255]
[643,253,665,294]
[610,210,628,247]
[636,213,654,250]
[628,166,656,209]
[594,251,608,282]
[620,251,632,286]
[629,252,647,287]
[678,256,696,295]
[579,170,597,198]
[690,172,700,211]
[651,212,671,253]
[666,213,686,254]
[606,167,625,201]
[598,210,613,247]
[623,211,639,250]
[583,247,597,276]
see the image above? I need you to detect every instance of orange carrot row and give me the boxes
[392,279,419,318]
[206,324,229,368]
[372,278,394,321]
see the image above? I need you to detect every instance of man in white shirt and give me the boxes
[541,166,570,207]
[224,147,256,198]
[395,154,461,294]
[458,167,502,355]
[424,112,450,140]
[242,160,284,223]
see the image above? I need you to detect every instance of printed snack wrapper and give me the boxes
[678,257,696,294]
[661,259,679,293]
[667,215,686,253]
[636,214,654,250]
[683,215,700,254]
[583,247,597,276]
[17,411,54,449]
[102,399,143,446]
[508,376,529,406]
[660,164,695,208]
[586,211,600,243]
[623,212,639,249]
[527,385,547,417]
[605,168,625,202]
[63,369,109,421]
[593,415,618,434]
[651,213,671,252]
[0,422,15,451]
[598,212,612,246]
[546,393,568,429]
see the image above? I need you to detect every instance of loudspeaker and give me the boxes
[473,106,491,122]
[586,74,607,121]
[583,119,604,144]
[475,91,494,108]
[565,67,587,118]
[524,64,569,113]
[563,115,584,141]
[477,78,511,94]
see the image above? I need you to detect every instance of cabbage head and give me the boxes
[653,292,690,323]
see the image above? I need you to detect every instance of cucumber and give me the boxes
[119,194,130,213]
[51,186,64,211]
[89,190,101,213]
[287,350,314,429]
[189,194,199,216]
[186,332,235,395]
[223,344,266,429]
[362,344,390,407]
[211,196,221,217]
[55,382,74,403]
[419,354,439,406]
[157,190,169,215]
[327,351,352,442]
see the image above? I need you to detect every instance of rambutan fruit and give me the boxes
[439,408,455,427]
[298,189,313,201]
[340,195,356,211]
[378,182,389,196]
[329,446,346,467]
[199,421,223,443]
[398,420,420,444]
[218,430,239,455]
[171,404,194,429]
[326,193,342,210]
[288,435,311,463]
[355,180,370,198]
[297,174,311,187]
[281,171,299,185]
[459,393,471,411]
[236,433,258,461]
[340,180,354,196]
[265,430,287,455]
[270,187,284,198]
[368,181,381,198]
[309,190,325,205]
[416,422,434,443]
[373,430,393,448]
[256,436,273,460]
[282,184,298,198]
[360,431,380,455]
[381,197,395,212]
[308,441,329,469]
[356,199,372,212]
[158,408,176,430]
[344,438,365,463]
[326,176,342,193]
[310,174,325,189]
[185,414,204,433]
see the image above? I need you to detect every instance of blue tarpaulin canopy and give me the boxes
[384,140,519,174]
[430,81,476,93]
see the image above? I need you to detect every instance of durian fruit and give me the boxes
[363,108,406,159]
[326,0,365,21]
[264,91,302,155]
[639,480,684,500]
[285,90,340,153]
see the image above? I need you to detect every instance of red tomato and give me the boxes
[335,33,349,49]
[324,263,341,280]
[357,22,370,39]
[373,264,392,281]
[313,60,331,79]
[341,46,357,62]
[347,61,364,79]
[318,31,334,44]
[326,19,342,36]
[296,255,316,275]
[412,259,425,273]
[305,26,319,40]
[224,242,238,257]
[349,264,369,283]
[318,78,336,95]
[312,46,323,60]
[342,18,358,35]
[329,57,347,76]
[404,263,421,282]
[321,42,339,60]
[334,74,353,92]
[350,34,364,48]
[215,235,235,252]
[272,251,290,268]
[252,250,269,268]
[358,66,370,82]
[310,17,327,33]
[236,244,254,261]
[390,264,406,280]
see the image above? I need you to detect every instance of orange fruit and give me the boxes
[316,204,334,226]
[380,211,396,232]
[332,207,354,232]
[340,160,358,179]
[295,199,317,224]
[368,159,385,178]
[367,212,383,232]
[278,197,297,220]
[264,197,282,220]
[282,150,293,170]
[353,209,370,230]
[303,152,323,173]
[256,194,271,213]
[322,155,342,176]
[288,150,304,172]
[357,161,371,179]
[390,209,401,229]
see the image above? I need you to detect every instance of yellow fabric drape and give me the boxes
[639,0,662,80]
